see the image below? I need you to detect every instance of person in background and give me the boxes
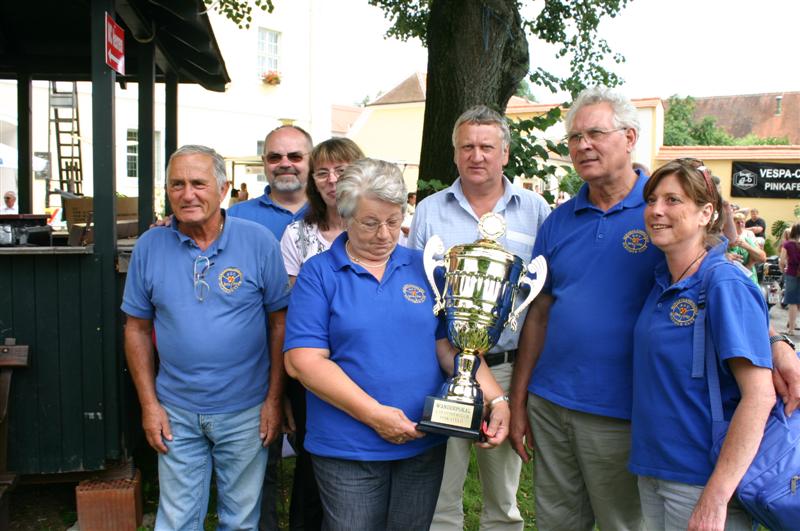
[1,190,17,214]
[122,145,289,529]
[284,158,510,530]
[727,212,766,284]
[631,159,774,530]
[228,125,312,239]
[779,223,800,336]
[239,182,250,201]
[745,207,766,239]
[279,136,364,530]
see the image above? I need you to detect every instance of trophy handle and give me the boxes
[506,255,548,331]
[423,235,446,314]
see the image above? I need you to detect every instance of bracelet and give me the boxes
[488,395,509,409]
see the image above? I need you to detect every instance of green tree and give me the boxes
[208,0,631,194]
[664,95,789,146]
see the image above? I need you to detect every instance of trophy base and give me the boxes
[417,395,484,440]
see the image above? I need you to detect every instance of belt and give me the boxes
[484,349,517,367]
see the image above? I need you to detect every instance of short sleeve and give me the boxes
[707,273,772,370]
[280,223,303,276]
[121,241,154,319]
[284,261,331,351]
[260,237,291,313]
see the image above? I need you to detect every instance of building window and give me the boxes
[257,28,280,76]
[126,129,138,178]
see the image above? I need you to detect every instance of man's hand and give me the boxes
[150,215,173,228]
[509,399,534,462]
[142,402,172,454]
[772,342,800,415]
[259,397,284,447]
[477,401,509,449]
[282,395,296,434]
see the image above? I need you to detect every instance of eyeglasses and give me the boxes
[676,158,716,200]
[193,255,212,302]
[313,166,348,181]
[264,151,307,164]
[565,127,626,146]
[352,216,403,233]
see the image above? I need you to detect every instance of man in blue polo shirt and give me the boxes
[228,125,312,239]
[123,145,289,529]
[409,105,550,531]
[509,86,800,531]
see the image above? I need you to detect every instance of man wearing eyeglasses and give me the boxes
[122,145,290,530]
[228,125,312,239]
[509,86,800,531]
[409,105,551,531]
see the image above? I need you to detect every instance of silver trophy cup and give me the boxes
[418,213,547,439]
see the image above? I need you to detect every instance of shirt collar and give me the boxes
[169,209,229,255]
[654,238,729,292]
[574,168,648,214]
[329,232,412,274]
[445,176,520,217]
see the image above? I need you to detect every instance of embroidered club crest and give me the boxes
[402,284,426,303]
[670,298,698,326]
[218,267,243,294]
[623,229,649,254]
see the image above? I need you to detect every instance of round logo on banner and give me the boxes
[218,267,243,294]
[402,284,426,303]
[670,298,698,326]
[623,229,649,254]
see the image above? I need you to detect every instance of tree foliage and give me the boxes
[664,95,789,146]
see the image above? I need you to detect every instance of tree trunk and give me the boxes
[418,0,528,194]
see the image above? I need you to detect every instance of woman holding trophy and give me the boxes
[284,158,510,530]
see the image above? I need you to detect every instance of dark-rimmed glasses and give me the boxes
[565,127,626,146]
[352,216,403,233]
[193,255,212,302]
[264,151,307,164]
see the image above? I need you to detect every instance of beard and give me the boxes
[271,177,303,193]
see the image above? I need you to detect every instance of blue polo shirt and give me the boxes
[284,233,447,461]
[529,171,663,419]
[630,244,771,484]
[408,176,551,354]
[228,184,308,239]
[121,214,290,414]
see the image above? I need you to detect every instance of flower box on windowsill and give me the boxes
[261,71,281,86]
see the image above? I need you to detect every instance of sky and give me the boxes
[331,0,800,106]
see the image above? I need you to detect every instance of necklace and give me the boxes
[346,241,390,268]
[674,248,707,284]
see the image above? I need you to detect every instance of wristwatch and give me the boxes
[769,334,796,350]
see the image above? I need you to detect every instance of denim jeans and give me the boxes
[312,443,446,531]
[156,402,268,531]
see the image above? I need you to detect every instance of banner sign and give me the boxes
[105,13,125,75]
[730,161,800,198]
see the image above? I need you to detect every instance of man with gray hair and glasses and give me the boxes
[123,145,290,529]
[509,86,800,530]
[410,104,550,531]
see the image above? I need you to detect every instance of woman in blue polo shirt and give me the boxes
[630,159,775,530]
[284,158,510,531]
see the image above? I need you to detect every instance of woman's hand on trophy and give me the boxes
[367,404,426,445]
[477,398,510,449]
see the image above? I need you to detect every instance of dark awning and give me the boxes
[0,0,230,92]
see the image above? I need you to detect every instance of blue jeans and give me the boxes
[312,443,446,531]
[156,402,268,531]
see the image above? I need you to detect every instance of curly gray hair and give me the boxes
[336,159,407,220]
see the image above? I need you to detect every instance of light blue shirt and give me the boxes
[121,214,290,414]
[228,184,308,239]
[408,176,551,354]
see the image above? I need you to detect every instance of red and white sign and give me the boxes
[105,13,125,75]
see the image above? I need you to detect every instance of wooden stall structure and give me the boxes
[0,0,230,485]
